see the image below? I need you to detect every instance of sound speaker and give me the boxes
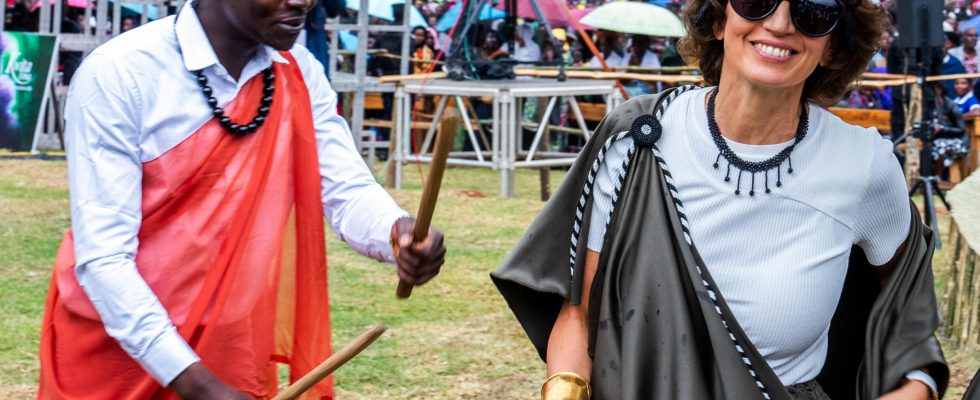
[895,0,944,49]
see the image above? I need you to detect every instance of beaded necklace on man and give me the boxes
[176,0,276,137]
[193,68,275,136]
[706,88,809,196]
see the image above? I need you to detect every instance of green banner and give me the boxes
[0,32,58,152]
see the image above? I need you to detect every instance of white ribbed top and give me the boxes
[587,87,910,385]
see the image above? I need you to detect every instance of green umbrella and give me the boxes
[580,1,686,37]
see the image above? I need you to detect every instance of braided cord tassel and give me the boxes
[568,130,631,276]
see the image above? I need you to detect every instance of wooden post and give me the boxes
[904,82,922,187]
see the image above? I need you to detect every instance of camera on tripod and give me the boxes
[910,118,965,141]
[910,120,935,141]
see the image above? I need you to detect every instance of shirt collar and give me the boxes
[174,2,289,73]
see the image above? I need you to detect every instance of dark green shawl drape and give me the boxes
[491,91,948,399]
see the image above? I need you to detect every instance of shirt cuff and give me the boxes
[380,210,411,264]
[138,327,200,386]
[904,370,938,399]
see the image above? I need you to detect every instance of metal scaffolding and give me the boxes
[324,0,413,155]
[1,0,179,52]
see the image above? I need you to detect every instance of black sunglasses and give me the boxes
[730,0,844,37]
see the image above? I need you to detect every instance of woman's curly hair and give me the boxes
[677,0,887,106]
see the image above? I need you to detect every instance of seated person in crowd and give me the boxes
[512,24,542,65]
[588,30,627,69]
[953,77,980,118]
[931,84,971,173]
[844,86,891,110]
[625,35,662,97]
[479,29,508,61]
[411,26,435,74]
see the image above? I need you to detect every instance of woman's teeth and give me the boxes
[755,43,791,58]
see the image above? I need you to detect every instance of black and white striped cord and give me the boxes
[568,130,633,276]
[651,144,772,400]
[568,84,698,277]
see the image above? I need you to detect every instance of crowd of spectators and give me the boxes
[5,0,974,165]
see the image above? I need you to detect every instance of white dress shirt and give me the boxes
[588,51,628,69]
[635,50,661,69]
[513,40,541,64]
[64,4,407,386]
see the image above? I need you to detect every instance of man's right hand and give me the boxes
[170,362,252,400]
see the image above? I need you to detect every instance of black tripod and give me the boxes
[907,124,950,249]
[903,49,951,249]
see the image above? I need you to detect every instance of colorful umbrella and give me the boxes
[493,0,570,27]
[567,6,595,30]
[580,2,685,37]
[436,2,506,32]
[117,2,159,19]
[347,0,428,27]
[399,2,428,28]
[346,0,397,21]
[960,14,980,34]
[339,30,359,50]
[30,0,88,11]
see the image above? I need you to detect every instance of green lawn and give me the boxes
[0,159,977,398]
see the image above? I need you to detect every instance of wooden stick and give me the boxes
[272,325,387,400]
[377,72,448,84]
[513,68,704,83]
[396,107,461,299]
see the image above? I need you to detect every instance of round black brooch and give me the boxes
[630,114,661,148]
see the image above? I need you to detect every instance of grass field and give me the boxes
[1,159,977,398]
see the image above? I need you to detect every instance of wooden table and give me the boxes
[827,107,892,133]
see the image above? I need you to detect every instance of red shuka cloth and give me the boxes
[39,52,333,400]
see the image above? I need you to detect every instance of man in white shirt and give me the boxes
[37,0,446,399]
[513,23,541,65]
[587,30,628,69]
[949,27,980,73]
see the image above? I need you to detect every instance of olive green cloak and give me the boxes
[491,91,948,399]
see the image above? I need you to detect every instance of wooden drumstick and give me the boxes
[272,325,387,400]
[395,107,461,299]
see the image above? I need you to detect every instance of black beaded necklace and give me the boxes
[193,67,275,136]
[706,89,808,196]
[177,0,276,136]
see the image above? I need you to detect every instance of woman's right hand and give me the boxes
[170,362,253,400]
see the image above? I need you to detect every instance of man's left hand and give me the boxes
[391,217,446,286]
[877,379,933,400]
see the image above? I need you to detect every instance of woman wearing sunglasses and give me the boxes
[492,1,948,399]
